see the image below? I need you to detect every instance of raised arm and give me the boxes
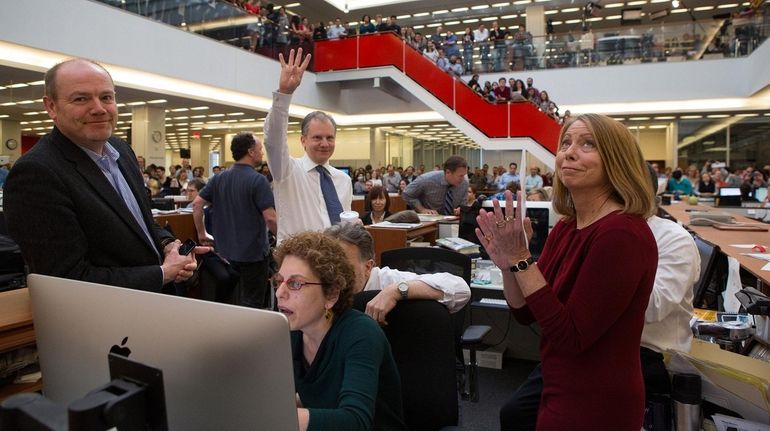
[264,48,312,182]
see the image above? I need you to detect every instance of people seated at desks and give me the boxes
[361,186,392,225]
[481,114,658,431]
[526,188,549,201]
[273,232,407,431]
[497,162,520,190]
[184,178,206,208]
[402,155,469,215]
[353,174,367,195]
[524,167,544,192]
[695,172,716,197]
[397,179,408,195]
[493,180,520,201]
[667,169,692,195]
[498,163,702,431]
[324,223,471,325]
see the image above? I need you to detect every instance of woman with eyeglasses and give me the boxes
[479,114,657,431]
[273,232,407,431]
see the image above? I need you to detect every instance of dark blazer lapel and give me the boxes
[53,128,154,250]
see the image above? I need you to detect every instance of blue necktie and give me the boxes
[97,156,159,258]
[443,187,454,215]
[316,165,343,225]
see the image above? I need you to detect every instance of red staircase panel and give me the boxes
[314,33,559,154]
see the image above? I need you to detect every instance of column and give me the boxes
[189,135,210,172]
[0,120,22,163]
[526,5,546,69]
[131,106,166,169]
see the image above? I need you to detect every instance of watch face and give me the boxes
[517,260,529,271]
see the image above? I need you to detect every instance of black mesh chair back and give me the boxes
[353,290,459,430]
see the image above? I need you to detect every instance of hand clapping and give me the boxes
[475,190,533,270]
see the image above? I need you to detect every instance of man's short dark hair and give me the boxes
[301,111,337,136]
[44,58,113,100]
[509,162,518,169]
[443,155,468,173]
[231,132,256,161]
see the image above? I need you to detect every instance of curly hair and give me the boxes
[273,231,355,315]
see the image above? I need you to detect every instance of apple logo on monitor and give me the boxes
[109,336,132,357]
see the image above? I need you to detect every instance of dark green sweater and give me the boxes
[291,309,407,431]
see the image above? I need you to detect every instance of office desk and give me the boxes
[153,212,197,242]
[365,221,438,265]
[660,203,770,291]
[0,288,41,401]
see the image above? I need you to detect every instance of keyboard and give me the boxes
[479,298,508,306]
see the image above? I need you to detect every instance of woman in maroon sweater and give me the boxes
[476,114,658,431]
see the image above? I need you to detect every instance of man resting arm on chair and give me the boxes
[325,223,471,325]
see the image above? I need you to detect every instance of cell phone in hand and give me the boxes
[178,239,197,256]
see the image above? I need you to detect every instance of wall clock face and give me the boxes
[5,138,18,150]
[152,131,162,143]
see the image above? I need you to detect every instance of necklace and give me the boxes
[578,194,613,229]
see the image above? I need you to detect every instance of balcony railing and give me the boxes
[96,0,768,76]
[314,33,561,154]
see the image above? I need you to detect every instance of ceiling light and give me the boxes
[551,20,563,24]
[492,2,510,6]
[471,5,490,10]
[433,9,449,14]
[671,8,687,13]
[717,3,739,8]
[284,2,300,7]
[27,80,44,86]
[190,106,209,110]
[413,25,425,29]
[561,7,580,12]
[707,114,729,118]
[445,20,461,25]
[397,14,411,19]
[693,6,714,11]
[463,18,480,23]
[451,7,468,12]
[653,116,675,120]
[171,107,188,112]
[23,112,39,116]
[427,23,441,27]
[413,12,429,17]
[565,19,581,23]
[605,2,625,7]
[481,17,497,21]
[627,0,647,5]
[6,83,28,88]
[680,115,702,119]
[513,0,531,4]
[501,14,518,19]
[545,9,558,14]
[17,100,36,104]
[147,99,167,104]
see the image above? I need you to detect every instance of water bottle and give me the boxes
[672,373,701,431]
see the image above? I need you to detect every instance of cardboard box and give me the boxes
[463,344,506,370]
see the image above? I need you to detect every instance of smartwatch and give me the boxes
[397,281,409,300]
[509,256,535,273]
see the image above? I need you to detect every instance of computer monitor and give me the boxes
[754,187,768,203]
[717,187,742,207]
[28,274,299,431]
[334,166,351,177]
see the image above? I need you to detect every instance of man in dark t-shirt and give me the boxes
[192,132,277,308]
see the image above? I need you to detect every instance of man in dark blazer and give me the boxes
[4,58,200,292]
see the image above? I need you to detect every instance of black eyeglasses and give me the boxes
[270,274,323,291]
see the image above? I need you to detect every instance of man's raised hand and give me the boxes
[278,48,312,95]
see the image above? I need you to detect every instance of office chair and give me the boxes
[353,290,459,430]
[692,234,723,309]
[380,247,491,402]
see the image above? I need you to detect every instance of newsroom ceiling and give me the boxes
[1,0,766,151]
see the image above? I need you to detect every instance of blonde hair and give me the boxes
[552,114,655,219]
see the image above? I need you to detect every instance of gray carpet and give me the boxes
[457,358,539,430]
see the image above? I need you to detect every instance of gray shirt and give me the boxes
[402,170,468,214]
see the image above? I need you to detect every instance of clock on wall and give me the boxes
[151,131,162,143]
[5,138,18,150]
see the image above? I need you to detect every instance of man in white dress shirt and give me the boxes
[325,223,471,325]
[264,48,353,242]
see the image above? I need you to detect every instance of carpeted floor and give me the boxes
[456,358,539,430]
